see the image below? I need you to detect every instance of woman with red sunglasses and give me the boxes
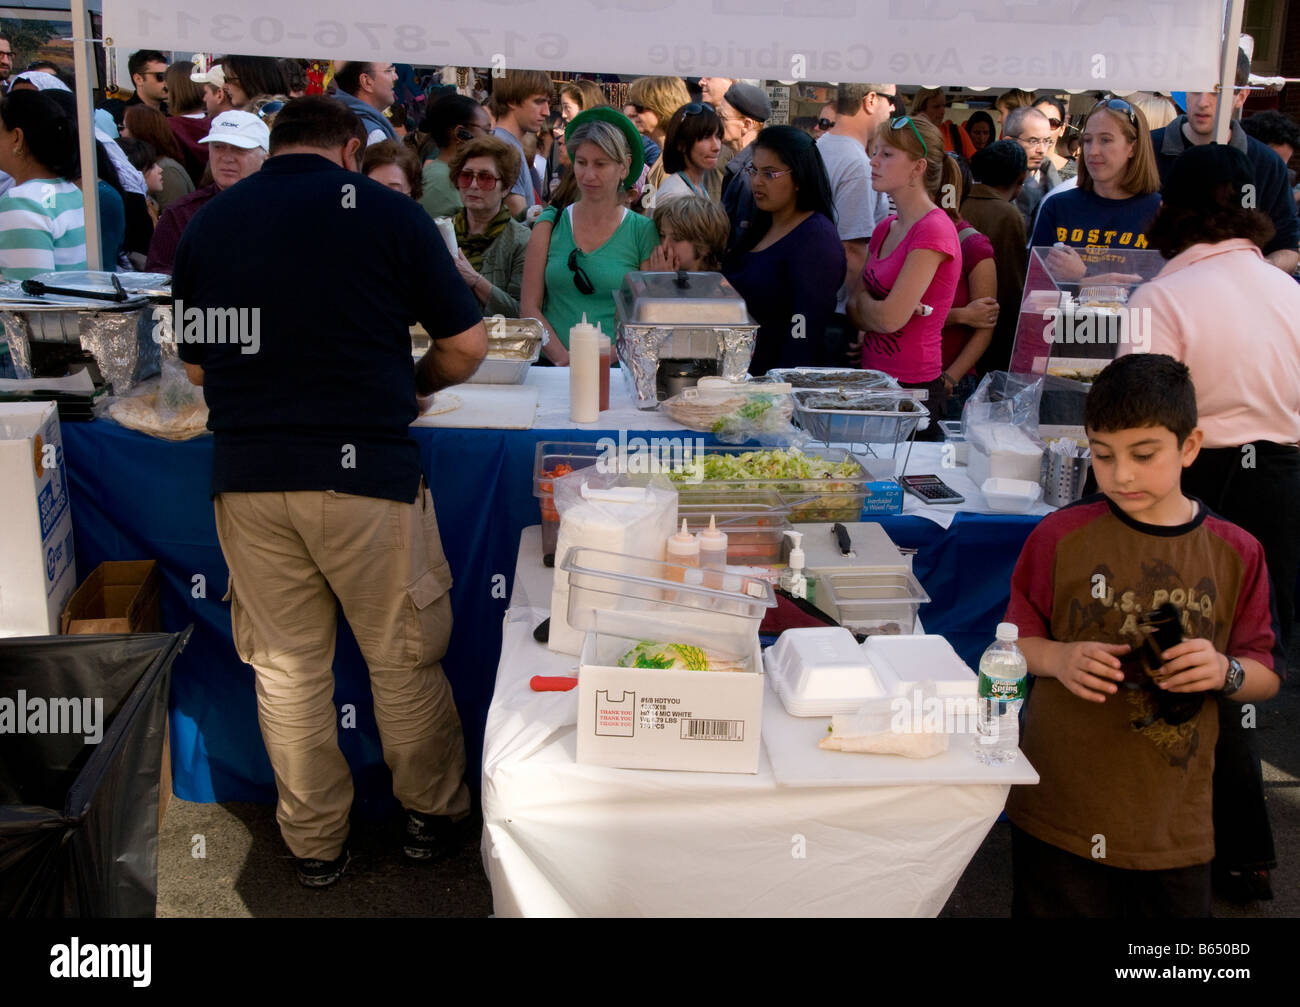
[444,135,531,318]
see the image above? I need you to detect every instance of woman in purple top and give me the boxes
[848,113,961,430]
[721,125,844,376]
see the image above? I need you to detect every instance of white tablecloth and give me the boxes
[479,525,1038,917]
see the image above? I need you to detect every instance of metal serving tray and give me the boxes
[791,389,926,444]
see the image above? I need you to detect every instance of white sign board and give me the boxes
[104,0,1225,92]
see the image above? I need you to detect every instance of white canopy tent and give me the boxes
[0,0,1254,268]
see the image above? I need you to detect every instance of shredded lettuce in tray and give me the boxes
[664,447,861,483]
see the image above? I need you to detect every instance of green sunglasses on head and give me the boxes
[890,116,928,157]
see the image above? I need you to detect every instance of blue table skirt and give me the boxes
[61,420,1040,811]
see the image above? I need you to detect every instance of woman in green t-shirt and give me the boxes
[520,107,654,365]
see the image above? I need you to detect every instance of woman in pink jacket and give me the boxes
[1127,143,1300,906]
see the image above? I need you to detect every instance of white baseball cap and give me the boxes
[191,61,226,89]
[199,111,270,151]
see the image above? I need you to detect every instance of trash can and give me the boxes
[0,629,189,917]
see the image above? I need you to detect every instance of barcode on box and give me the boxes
[681,719,743,741]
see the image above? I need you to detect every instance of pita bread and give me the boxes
[108,393,210,441]
[421,392,462,416]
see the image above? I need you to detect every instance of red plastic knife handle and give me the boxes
[530,675,578,692]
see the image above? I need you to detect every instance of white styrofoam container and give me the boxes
[980,477,1042,514]
[861,635,978,698]
[968,442,1044,487]
[576,633,764,773]
[764,627,894,717]
[0,402,76,636]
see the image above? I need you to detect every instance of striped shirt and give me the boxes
[0,178,87,281]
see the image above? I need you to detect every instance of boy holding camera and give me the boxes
[1003,353,1282,916]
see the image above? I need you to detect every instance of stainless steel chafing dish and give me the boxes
[0,271,170,393]
[614,270,759,410]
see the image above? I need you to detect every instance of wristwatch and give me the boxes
[1219,656,1246,697]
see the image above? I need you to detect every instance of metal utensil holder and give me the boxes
[1041,451,1091,508]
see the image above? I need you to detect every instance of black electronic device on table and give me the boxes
[899,473,965,505]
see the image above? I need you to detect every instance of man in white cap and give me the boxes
[147,110,269,272]
[191,57,236,118]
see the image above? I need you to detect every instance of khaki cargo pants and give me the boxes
[214,482,471,861]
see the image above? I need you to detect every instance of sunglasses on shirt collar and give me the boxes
[567,249,595,296]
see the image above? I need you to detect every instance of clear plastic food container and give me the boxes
[533,441,610,558]
[664,445,875,524]
[819,570,930,636]
[677,488,792,565]
[559,547,775,659]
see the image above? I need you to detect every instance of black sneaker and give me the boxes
[403,810,462,862]
[1215,866,1274,903]
[296,847,350,888]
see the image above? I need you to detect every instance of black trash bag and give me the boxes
[0,629,189,918]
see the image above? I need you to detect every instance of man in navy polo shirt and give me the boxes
[175,96,487,888]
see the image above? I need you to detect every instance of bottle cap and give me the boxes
[784,529,805,570]
[995,622,1019,642]
[699,515,727,545]
[722,573,741,593]
[668,519,698,556]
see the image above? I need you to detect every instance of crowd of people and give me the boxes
[0,43,1296,914]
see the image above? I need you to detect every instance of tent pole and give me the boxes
[73,0,102,270]
[1215,0,1246,144]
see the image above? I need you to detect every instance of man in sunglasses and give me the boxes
[100,49,169,126]
[817,82,895,362]
[333,61,399,146]
[1149,49,1299,274]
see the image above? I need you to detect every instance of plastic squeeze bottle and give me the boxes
[780,529,810,601]
[569,314,599,423]
[666,519,700,583]
[699,515,728,573]
[596,324,612,412]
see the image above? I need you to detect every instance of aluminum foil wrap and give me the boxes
[616,324,758,409]
[0,306,160,391]
[84,309,161,392]
[0,311,34,376]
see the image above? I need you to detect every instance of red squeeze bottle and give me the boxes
[597,326,611,412]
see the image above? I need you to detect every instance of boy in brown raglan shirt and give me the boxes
[1003,353,1282,917]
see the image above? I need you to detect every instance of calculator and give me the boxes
[900,474,965,505]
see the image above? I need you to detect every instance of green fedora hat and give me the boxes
[564,106,645,189]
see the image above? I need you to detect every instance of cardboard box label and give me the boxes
[0,402,76,636]
[681,718,745,742]
[595,690,636,737]
[37,463,68,540]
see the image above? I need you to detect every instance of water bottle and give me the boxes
[975,622,1027,765]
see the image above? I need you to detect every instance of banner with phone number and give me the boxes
[103,0,1226,92]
